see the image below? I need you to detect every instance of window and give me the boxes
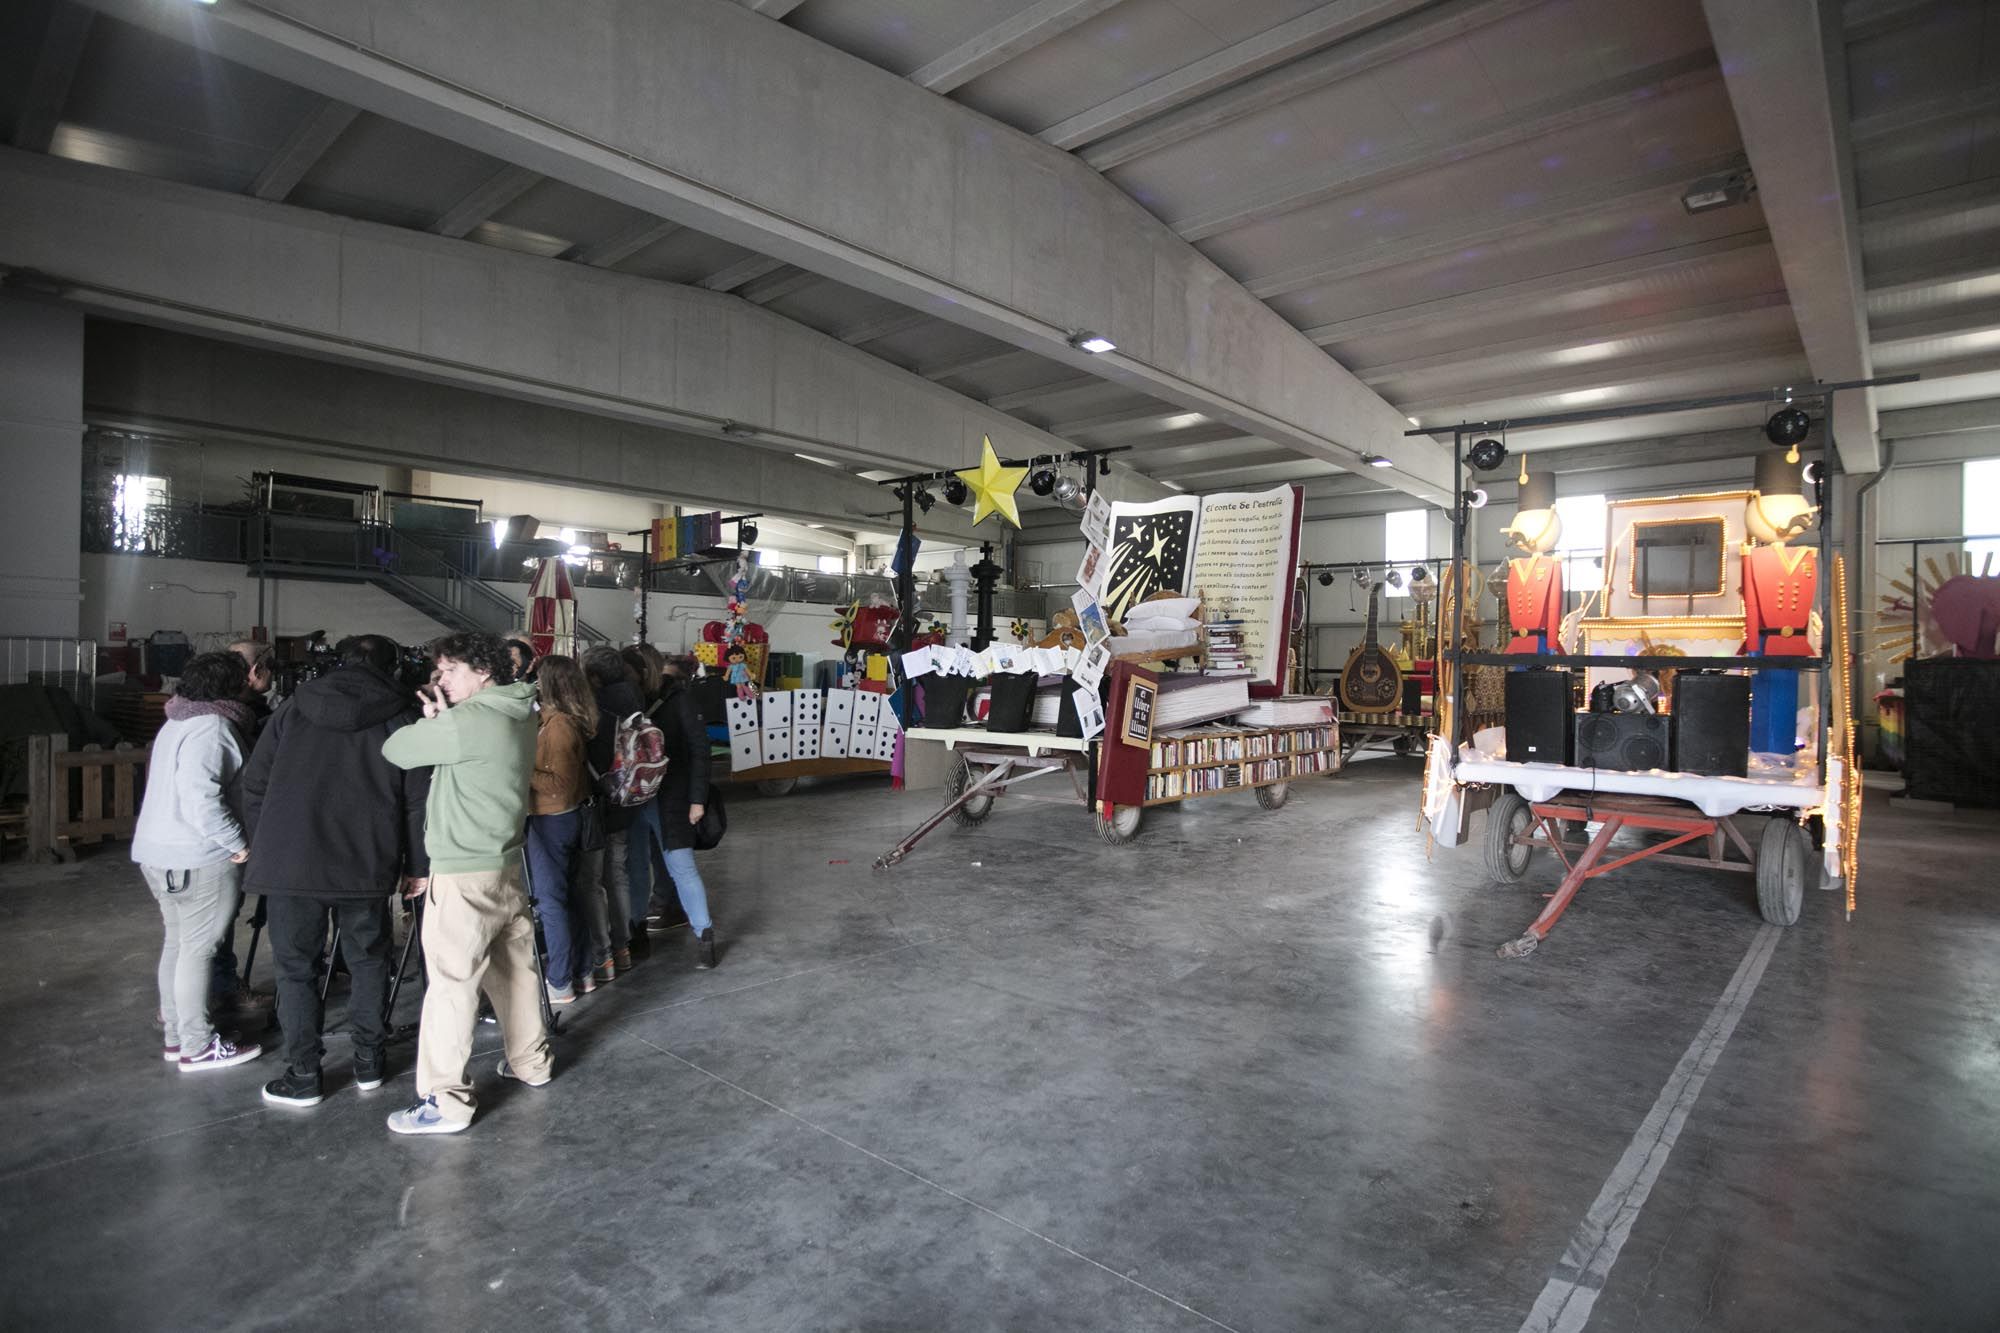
[112,474,168,552]
[817,554,846,575]
[1965,459,2000,575]
[1383,509,1427,595]
[1551,492,1607,593]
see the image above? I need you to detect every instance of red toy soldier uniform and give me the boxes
[1741,544,1817,658]
[1503,472,1566,655]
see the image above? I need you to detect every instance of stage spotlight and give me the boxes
[1463,487,1489,510]
[1468,437,1508,472]
[1317,571,1335,587]
[1028,466,1057,497]
[1052,473,1082,506]
[942,475,969,505]
[737,520,758,546]
[1409,564,1431,584]
[1765,407,1811,448]
[915,487,935,514]
[1384,568,1404,589]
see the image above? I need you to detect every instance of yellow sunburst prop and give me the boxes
[955,436,1029,528]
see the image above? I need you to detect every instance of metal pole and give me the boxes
[1818,413,1836,776]
[892,485,916,654]
[1449,428,1466,764]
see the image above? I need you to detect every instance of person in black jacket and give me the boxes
[650,675,718,968]
[579,647,646,984]
[241,635,431,1108]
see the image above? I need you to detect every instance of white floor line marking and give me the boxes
[626,1031,1244,1333]
[1518,923,1785,1333]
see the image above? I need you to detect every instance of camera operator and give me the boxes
[381,631,550,1135]
[242,635,432,1108]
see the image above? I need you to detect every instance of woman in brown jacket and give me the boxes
[525,654,598,1002]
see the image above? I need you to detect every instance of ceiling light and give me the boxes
[1463,487,1489,510]
[1406,416,1421,427]
[1361,453,1394,468]
[805,522,825,529]
[1069,332,1116,354]
[1681,169,1755,215]
[721,421,756,437]
[1161,480,1185,492]
[794,452,842,468]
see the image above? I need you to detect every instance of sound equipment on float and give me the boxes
[1401,678,1423,715]
[1505,669,1573,764]
[1339,583,1403,713]
[1672,671,1750,776]
[1576,711,1671,772]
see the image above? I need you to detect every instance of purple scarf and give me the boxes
[164,695,257,732]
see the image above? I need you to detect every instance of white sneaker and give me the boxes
[386,1096,468,1135]
[497,1057,552,1088]
[178,1035,263,1072]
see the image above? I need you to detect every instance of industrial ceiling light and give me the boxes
[1468,437,1508,472]
[1361,453,1394,468]
[942,475,969,506]
[1028,465,1058,497]
[1068,331,1116,354]
[1681,168,1755,215]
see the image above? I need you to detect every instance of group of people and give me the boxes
[130,629,719,1135]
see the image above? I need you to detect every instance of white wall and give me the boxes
[2,299,84,638]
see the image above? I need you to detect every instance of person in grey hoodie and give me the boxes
[130,651,264,1073]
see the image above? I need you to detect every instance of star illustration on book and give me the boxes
[954,436,1029,528]
[1103,509,1193,620]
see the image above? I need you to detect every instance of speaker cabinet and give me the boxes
[1505,669,1573,764]
[1672,672,1750,776]
[1576,711,1670,772]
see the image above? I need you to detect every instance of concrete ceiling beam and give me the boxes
[429,165,542,239]
[82,0,1450,502]
[1703,0,1880,470]
[910,0,1125,94]
[9,2,94,155]
[249,99,362,203]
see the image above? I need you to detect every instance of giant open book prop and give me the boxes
[1104,485,1302,696]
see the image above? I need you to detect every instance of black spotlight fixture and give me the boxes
[1468,437,1508,473]
[737,519,758,546]
[915,486,935,514]
[1802,459,1827,506]
[1765,407,1811,448]
[1462,486,1489,510]
[1028,465,1058,497]
[942,475,969,506]
[1317,570,1335,587]
[1097,455,1110,476]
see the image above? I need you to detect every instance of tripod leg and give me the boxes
[317,918,342,1004]
[383,895,423,1041]
[518,850,560,1036]
[240,894,268,988]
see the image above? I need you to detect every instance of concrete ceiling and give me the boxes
[3,0,1997,510]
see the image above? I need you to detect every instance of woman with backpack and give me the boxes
[525,655,597,1003]
[649,658,719,969]
[579,646,646,986]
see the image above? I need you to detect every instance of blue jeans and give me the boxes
[660,846,712,935]
[524,808,584,989]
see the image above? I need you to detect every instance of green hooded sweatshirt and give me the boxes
[381,680,538,875]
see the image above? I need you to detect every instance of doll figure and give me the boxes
[1501,471,1565,656]
[725,642,756,699]
[1742,450,1819,756]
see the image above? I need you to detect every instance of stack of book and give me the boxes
[1204,617,1247,672]
[1233,695,1335,727]
[1154,671,1252,728]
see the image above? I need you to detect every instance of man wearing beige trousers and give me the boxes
[381,631,553,1135]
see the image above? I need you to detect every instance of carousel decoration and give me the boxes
[1874,548,2000,662]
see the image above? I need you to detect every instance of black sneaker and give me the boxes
[696,928,718,970]
[261,1068,324,1108]
[628,928,652,960]
[354,1050,386,1092]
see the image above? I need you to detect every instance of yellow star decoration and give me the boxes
[954,436,1029,528]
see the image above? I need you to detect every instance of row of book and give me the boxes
[1243,750,1333,784]
[1145,765,1244,799]
[1147,723,1335,769]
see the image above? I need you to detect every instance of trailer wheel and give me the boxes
[1756,817,1808,926]
[756,777,797,798]
[945,756,994,827]
[1096,804,1142,845]
[1483,790,1535,883]
[1254,782,1289,811]
[1393,735,1414,756]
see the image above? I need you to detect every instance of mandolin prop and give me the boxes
[1338,583,1404,713]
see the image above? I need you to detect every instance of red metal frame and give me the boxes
[1497,793,1757,958]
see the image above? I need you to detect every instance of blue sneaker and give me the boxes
[386,1095,467,1135]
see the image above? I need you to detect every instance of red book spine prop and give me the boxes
[1504,555,1565,655]
[1096,661,1159,813]
[1741,545,1817,658]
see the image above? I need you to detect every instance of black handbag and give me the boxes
[693,786,727,851]
[576,795,606,853]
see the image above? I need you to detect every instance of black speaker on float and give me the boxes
[1401,678,1423,715]
[1505,669,1573,764]
[1672,672,1750,776]
[1576,711,1670,771]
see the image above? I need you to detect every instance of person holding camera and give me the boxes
[242,635,431,1108]
[131,651,263,1072]
[380,632,550,1135]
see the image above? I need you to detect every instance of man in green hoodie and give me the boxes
[381,631,552,1135]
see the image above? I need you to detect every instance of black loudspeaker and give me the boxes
[1401,678,1423,715]
[1576,711,1670,772]
[1672,672,1750,776]
[1506,669,1573,764]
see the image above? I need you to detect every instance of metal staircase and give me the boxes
[247,516,609,645]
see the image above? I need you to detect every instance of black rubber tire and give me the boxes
[1756,817,1808,926]
[1392,735,1414,756]
[945,756,994,827]
[755,777,797,798]
[1096,805,1142,845]
[1483,790,1534,883]
[1255,782,1290,811]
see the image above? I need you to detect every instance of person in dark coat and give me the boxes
[579,647,647,983]
[650,675,718,968]
[240,634,431,1108]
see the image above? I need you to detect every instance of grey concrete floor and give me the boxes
[1,758,1996,1331]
